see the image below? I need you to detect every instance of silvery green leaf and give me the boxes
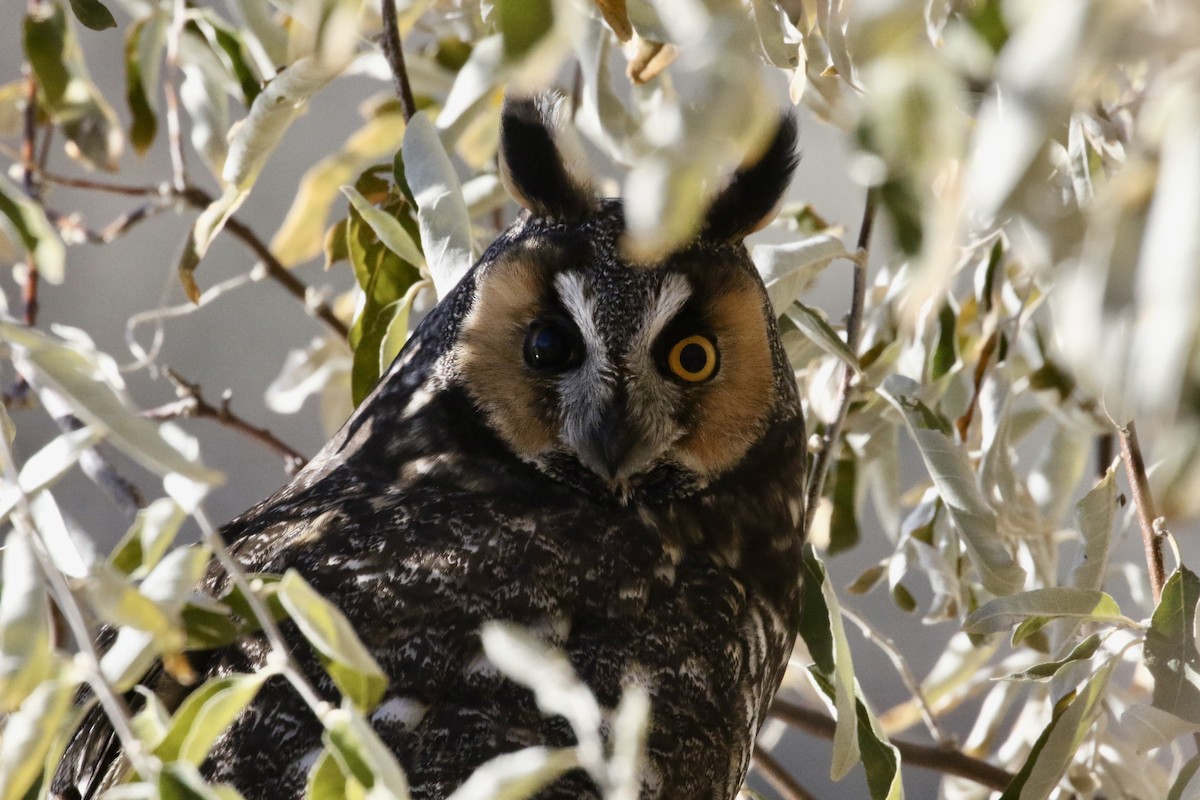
[879,375,1026,596]
[1070,462,1118,593]
[2,321,223,485]
[110,497,189,577]
[321,703,411,798]
[0,426,101,524]
[753,233,850,314]
[963,588,1129,635]
[341,186,425,267]
[1000,634,1102,683]
[27,489,95,578]
[796,545,859,780]
[785,303,859,373]
[437,35,504,142]
[100,626,157,689]
[1114,703,1200,755]
[0,672,78,800]
[402,112,475,299]
[0,531,54,711]
[278,569,388,712]
[1145,567,1200,725]
[609,683,650,800]
[998,658,1117,800]
[480,622,604,775]
[155,672,271,765]
[178,30,233,178]
[447,746,579,800]
[272,109,407,267]
[0,173,65,284]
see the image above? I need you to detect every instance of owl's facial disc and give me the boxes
[457,228,778,499]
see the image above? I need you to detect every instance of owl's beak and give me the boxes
[588,396,640,484]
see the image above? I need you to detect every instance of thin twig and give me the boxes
[752,745,818,800]
[192,505,330,712]
[804,187,877,531]
[769,699,1014,791]
[840,605,947,745]
[0,431,156,780]
[48,201,170,245]
[1117,421,1166,603]
[955,329,998,441]
[180,188,350,340]
[21,70,41,327]
[143,369,308,475]
[379,0,417,121]
[39,170,164,197]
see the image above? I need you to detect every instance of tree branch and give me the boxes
[752,745,818,800]
[769,699,1014,791]
[1117,421,1167,603]
[179,188,350,340]
[143,369,308,475]
[379,0,417,121]
[804,187,877,531]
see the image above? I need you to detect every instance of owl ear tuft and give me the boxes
[500,95,596,221]
[702,115,799,242]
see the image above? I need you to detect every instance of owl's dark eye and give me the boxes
[667,334,719,382]
[523,320,580,371]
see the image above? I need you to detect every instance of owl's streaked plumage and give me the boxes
[53,98,806,800]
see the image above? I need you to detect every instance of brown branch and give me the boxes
[804,187,877,531]
[39,170,163,196]
[180,188,350,340]
[1117,421,1167,603]
[21,70,41,327]
[48,201,169,245]
[143,369,308,475]
[769,700,1014,792]
[752,745,818,800]
[379,0,417,121]
[955,328,998,441]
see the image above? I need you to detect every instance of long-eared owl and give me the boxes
[53,97,807,800]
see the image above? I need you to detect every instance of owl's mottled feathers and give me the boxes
[53,98,806,800]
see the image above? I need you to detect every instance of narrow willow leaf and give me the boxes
[879,375,1026,596]
[278,570,388,712]
[109,497,189,577]
[753,234,850,314]
[154,672,270,765]
[999,658,1117,800]
[930,302,957,380]
[340,186,425,267]
[1145,567,1200,724]
[23,2,123,171]
[306,747,362,800]
[402,112,474,299]
[99,626,157,689]
[827,458,859,555]
[124,18,159,155]
[447,746,579,800]
[87,563,179,644]
[272,109,408,266]
[182,56,347,277]
[2,321,223,484]
[0,673,78,800]
[177,28,233,179]
[0,81,25,137]
[0,173,65,284]
[1116,703,1200,755]
[785,303,859,372]
[496,0,554,61]
[321,704,411,797]
[1001,634,1102,682]
[797,545,859,780]
[480,622,603,769]
[1070,462,1118,593]
[610,684,650,800]
[0,532,54,711]
[963,588,1127,635]
[352,297,410,405]
[67,0,116,30]
[0,426,102,525]
[807,670,904,799]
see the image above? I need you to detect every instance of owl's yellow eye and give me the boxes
[667,335,718,383]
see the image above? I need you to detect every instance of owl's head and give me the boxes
[448,97,800,502]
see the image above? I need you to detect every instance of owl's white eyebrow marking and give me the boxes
[639,273,692,347]
[554,271,604,364]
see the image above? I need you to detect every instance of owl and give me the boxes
[53,97,806,800]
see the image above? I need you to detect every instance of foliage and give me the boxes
[1,0,1200,798]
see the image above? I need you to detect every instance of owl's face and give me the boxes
[448,99,799,502]
[456,210,779,499]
